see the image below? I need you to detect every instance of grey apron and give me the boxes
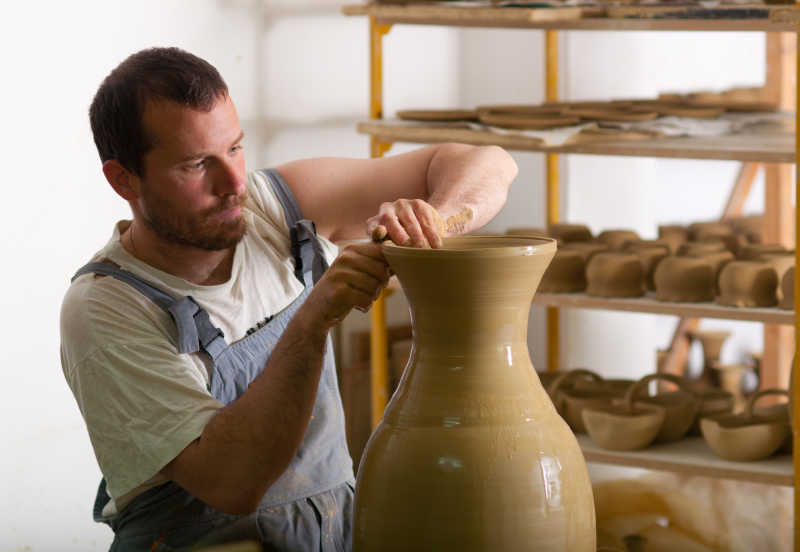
[71,169,354,551]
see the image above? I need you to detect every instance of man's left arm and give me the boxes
[274,143,516,246]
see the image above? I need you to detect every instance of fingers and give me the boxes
[366,199,444,248]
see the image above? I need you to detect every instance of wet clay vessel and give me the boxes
[354,236,596,551]
[716,261,778,307]
[700,389,791,462]
[586,253,645,298]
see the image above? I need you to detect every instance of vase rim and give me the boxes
[382,234,557,257]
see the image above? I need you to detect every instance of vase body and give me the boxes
[353,236,596,551]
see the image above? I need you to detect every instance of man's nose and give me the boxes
[214,158,246,197]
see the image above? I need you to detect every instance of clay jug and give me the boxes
[353,236,596,551]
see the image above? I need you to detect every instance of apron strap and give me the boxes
[71,262,226,357]
[259,168,329,285]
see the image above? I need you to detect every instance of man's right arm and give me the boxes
[159,241,390,514]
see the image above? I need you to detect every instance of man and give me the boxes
[60,47,514,551]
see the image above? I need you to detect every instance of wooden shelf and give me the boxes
[357,121,795,163]
[578,434,793,486]
[533,292,793,324]
[342,3,800,32]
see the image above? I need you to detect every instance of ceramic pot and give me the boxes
[354,236,596,551]
[625,373,699,443]
[548,369,631,434]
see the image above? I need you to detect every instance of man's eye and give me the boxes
[188,160,205,170]
[230,144,243,154]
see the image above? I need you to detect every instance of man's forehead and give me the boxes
[142,95,237,153]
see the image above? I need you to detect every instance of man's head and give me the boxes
[91,47,248,252]
[90,47,229,177]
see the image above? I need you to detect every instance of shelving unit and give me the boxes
[344,2,800,548]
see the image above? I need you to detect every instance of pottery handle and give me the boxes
[744,388,790,420]
[547,368,602,398]
[623,372,692,412]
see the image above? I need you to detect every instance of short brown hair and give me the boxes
[89,47,228,176]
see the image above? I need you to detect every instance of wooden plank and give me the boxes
[356,121,795,163]
[342,3,800,31]
[532,292,794,324]
[578,435,793,486]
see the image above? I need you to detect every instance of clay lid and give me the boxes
[654,256,714,303]
[716,260,778,308]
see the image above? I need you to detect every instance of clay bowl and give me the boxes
[716,261,778,307]
[548,369,624,434]
[700,389,791,462]
[624,373,699,443]
[582,401,665,451]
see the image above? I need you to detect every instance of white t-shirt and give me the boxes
[60,170,338,515]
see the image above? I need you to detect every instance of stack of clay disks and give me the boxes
[396,108,479,122]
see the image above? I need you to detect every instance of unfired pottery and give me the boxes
[548,369,631,434]
[700,389,790,462]
[688,221,733,242]
[505,226,547,237]
[688,329,730,389]
[626,245,669,292]
[738,243,788,260]
[586,253,645,298]
[687,250,734,295]
[780,266,795,310]
[540,249,587,293]
[354,236,596,551]
[716,261,778,307]
[396,108,479,122]
[653,256,714,302]
[758,253,794,302]
[687,387,735,436]
[549,223,593,244]
[582,401,665,451]
[657,225,689,254]
[563,241,610,261]
[478,111,581,130]
[626,373,699,443]
[597,230,641,251]
[676,240,726,256]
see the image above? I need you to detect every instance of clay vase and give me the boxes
[354,236,596,551]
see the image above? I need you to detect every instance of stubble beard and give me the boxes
[141,191,249,251]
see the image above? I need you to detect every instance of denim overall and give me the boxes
[71,169,354,551]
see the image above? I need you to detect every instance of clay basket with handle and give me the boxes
[686,386,735,437]
[700,388,791,462]
[580,378,666,452]
[624,373,699,443]
[548,369,630,434]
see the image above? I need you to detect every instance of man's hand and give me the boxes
[367,198,446,249]
[305,241,391,329]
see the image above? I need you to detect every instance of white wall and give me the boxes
[0,2,774,550]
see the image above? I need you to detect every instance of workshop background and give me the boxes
[0,1,767,550]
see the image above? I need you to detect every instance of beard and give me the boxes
[140,188,248,251]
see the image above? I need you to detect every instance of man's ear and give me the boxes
[102,160,140,201]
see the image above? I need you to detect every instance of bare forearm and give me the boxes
[425,144,516,235]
